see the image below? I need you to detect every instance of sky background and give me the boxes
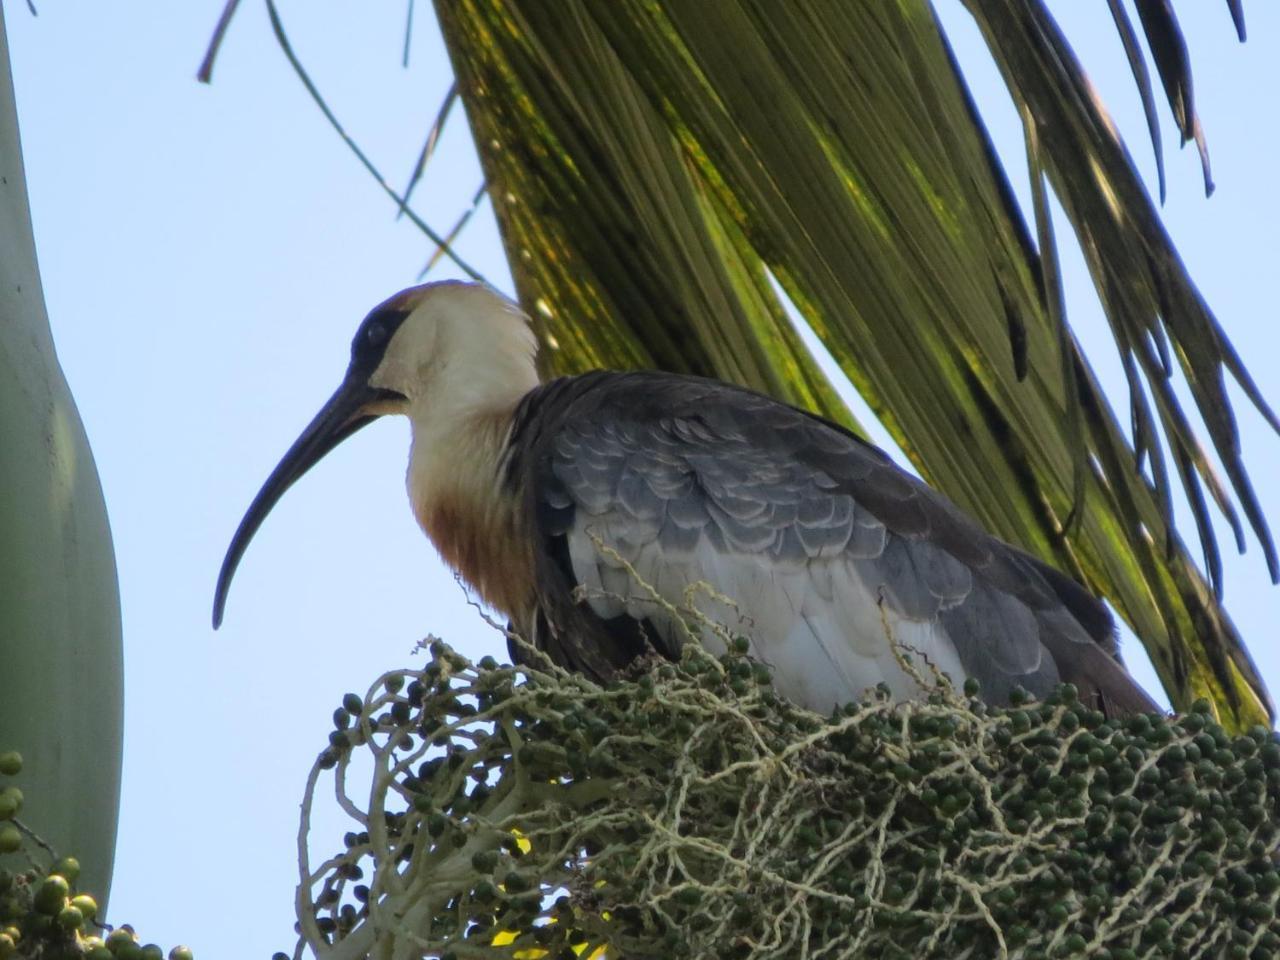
[5,2,1279,957]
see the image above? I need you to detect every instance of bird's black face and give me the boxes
[212,301,413,628]
[349,305,412,390]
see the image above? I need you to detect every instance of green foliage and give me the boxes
[430,0,1275,725]
[298,640,1280,960]
[0,752,188,960]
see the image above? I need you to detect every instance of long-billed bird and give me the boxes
[213,281,1157,717]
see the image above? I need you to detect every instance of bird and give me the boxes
[213,280,1158,718]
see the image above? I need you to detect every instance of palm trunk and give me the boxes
[0,6,123,913]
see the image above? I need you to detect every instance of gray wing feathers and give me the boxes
[548,415,1019,710]
[525,373,1152,716]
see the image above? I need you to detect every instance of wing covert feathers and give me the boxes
[506,372,1157,717]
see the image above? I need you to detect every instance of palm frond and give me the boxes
[433,0,1275,727]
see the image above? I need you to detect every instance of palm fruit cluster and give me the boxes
[298,638,1280,960]
[0,751,190,960]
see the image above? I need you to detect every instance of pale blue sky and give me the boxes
[6,3,1278,956]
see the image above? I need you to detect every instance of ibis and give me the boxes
[213,281,1157,717]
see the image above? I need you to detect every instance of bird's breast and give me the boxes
[408,409,536,622]
[417,493,534,620]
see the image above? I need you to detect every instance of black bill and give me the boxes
[212,374,401,628]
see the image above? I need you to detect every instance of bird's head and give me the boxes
[212,280,537,627]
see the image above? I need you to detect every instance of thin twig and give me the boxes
[419,181,488,278]
[12,818,57,860]
[400,84,459,217]
[402,0,415,68]
[264,0,487,283]
[197,0,244,84]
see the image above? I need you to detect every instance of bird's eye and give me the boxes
[365,321,388,347]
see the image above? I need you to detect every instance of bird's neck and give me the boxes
[406,393,537,622]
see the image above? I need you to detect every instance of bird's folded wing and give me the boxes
[517,372,1155,715]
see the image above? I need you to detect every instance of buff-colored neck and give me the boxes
[396,288,541,618]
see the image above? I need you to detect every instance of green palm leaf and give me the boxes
[432,0,1275,728]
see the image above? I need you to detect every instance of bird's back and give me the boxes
[504,370,1157,717]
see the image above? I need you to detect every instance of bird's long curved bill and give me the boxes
[212,376,386,628]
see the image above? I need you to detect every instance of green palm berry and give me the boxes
[503,871,531,892]
[106,928,136,951]
[34,874,70,915]
[51,856,80,884]
[675,886,702,906]
[0,789,20,821]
